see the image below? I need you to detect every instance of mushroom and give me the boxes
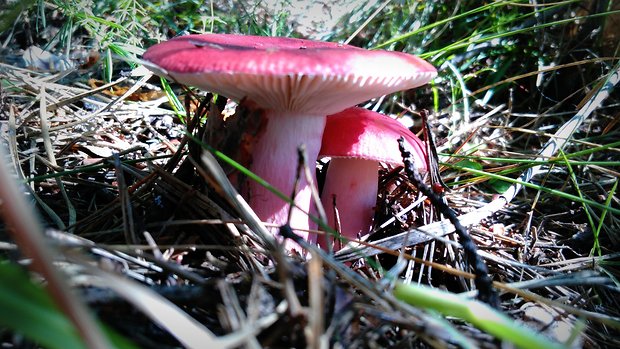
[319,107,428,250]
[143,34,436,252]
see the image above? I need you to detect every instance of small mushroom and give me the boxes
[143,34,436,252]
[319,107,428,250]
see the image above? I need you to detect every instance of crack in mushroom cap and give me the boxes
[143,34,437,114]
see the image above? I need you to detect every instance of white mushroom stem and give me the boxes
[248,112,326,251]
[320,158,379,249]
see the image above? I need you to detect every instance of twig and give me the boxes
[398,137,498,306]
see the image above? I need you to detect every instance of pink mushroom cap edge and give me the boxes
[320,107,428,171]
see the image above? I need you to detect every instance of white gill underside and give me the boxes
[171,71,435,114]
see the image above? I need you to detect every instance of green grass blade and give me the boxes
[393,282,568,349]
[592,179,618,256]
[445,163,620,215]
[0,261,137,349]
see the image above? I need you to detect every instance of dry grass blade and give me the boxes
[498,282,620,330]
[336,197,506,261]
[0,142,111,348]
[84,266,260,349]
[38,84,76,229]
[343,0,390,45]
[306,250,325,349]
[200,150,276,250]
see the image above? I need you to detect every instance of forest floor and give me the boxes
[0,1,619,348]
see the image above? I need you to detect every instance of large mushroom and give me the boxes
[319,107,428,251]
[143,34,436,252]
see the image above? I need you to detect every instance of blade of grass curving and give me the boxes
[444,152,620,167]
[39,85,76,229]
[445,61,471,122]
[465,57,617,101]
[373,0,531,49]
[0,262,88,349]
[160,77,187,122]
[393,282,567,349]
[0,262,138,349]
[593,180,618,256]
[418,9,620,60]
[344,0,390,45]
[85,265,261,349]
[558,148,600,254]
[446,164,620,215]
[0,143,112,348]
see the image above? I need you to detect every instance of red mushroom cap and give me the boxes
[143,34,437,114]
[143,34,436,254]
[320,107,428,170]
[319,107,429,250]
